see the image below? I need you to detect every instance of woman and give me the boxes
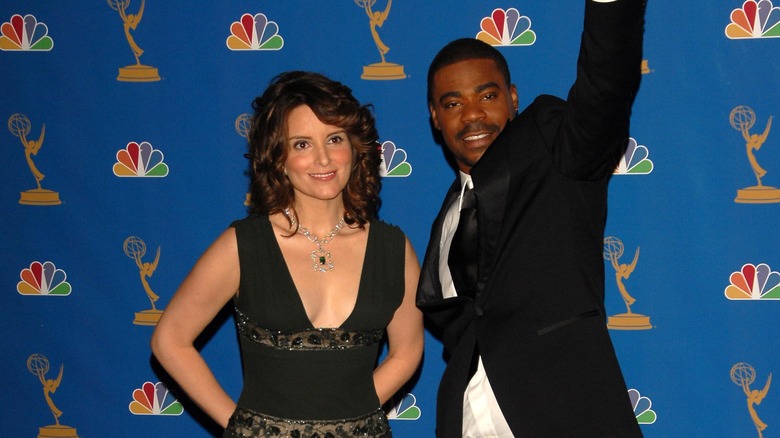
[151,71,423,437]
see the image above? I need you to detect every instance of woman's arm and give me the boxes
[373,237,424,405]
[150,227,241,428]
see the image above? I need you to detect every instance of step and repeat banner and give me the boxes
[2,1,779,437]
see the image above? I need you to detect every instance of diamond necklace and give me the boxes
[285,208,346,273]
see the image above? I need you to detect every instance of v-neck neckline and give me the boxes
[267,216,371,330]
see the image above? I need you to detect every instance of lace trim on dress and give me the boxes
[225,406,392,438]
[235,309,385,351]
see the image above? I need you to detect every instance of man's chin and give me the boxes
[456,154,486,173]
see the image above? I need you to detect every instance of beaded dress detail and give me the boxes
[235,310,385,351]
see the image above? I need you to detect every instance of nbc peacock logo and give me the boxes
[614,137,654,175]
[629,388,657,425]
[387,393,421,420]
[476,8,536,47]
[379,140,412,177]
[725,263,780,300]
[725,0,780,39]
[129,381,183,416]
[18,261,72,296]
[113,141,169,177]
[226,13,284,51]
[0,14,53,51]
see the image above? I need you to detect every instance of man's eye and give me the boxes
[444,101,460,109]
[483,92,498,100]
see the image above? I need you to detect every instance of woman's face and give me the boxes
[283,105,355,204]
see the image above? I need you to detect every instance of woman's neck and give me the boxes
[289,200,345,236]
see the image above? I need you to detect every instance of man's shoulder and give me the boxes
[502,94,568,137]
[526,94,567,112]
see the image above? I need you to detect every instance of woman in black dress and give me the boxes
[151,71,423,437]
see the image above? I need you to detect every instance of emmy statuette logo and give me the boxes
[604,237,651,330]
[641,59,651,74]
[731,106,779,203]
[235,113,253,206]
[123,236,164,325]
[107,0,160,82]
[28,354,79,438]
[356,0,405,80]
[9,113,61,205]
[731,362,772,438]
[235,113,251,140]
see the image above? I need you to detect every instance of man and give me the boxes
[416,1,646,436]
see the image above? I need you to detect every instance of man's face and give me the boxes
[429,58,518,174]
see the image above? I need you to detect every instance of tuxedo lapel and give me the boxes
[417,179,461,306]
[471,123,512,296]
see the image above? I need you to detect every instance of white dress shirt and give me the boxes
[439,172,514,438]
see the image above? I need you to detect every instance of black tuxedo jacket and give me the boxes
[417,1,646,436]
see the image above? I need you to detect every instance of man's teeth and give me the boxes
[464,133,490,141]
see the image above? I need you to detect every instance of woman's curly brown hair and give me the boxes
[246,71,382,229]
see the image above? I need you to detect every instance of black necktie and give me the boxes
[448,185,478,299]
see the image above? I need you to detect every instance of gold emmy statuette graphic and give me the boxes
[603,237,651,330]
[235,114,253,206]
[235,113,251,140]
[107,0,161,82]
[731,362,772,438]
[27,354,79,438]
[356,0,406,80]
[124,236,163,325]
[9,114,62,205]
[731,106,780,203]
[641,59,651,74]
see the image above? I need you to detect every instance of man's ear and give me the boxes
[429,104,441,130]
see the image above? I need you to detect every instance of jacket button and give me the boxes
[475,306,484,316]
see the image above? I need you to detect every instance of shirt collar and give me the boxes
[458,171,473,211]
[459,171,473,190]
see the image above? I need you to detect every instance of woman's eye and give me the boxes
[293,141,309,150]
[328,135,345,144]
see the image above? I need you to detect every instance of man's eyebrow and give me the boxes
[437,81,501,104]
[437,90,462,103]
[474,81,501,93]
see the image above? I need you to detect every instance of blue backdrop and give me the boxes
[2,1,779,437]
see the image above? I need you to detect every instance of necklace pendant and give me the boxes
[287,209,344,274]
[311,249,333,273]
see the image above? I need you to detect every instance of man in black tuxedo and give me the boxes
[416,1,646,436]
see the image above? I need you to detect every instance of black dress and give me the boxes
[223,215,405,438]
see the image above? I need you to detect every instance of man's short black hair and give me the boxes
[427,38,512,105]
